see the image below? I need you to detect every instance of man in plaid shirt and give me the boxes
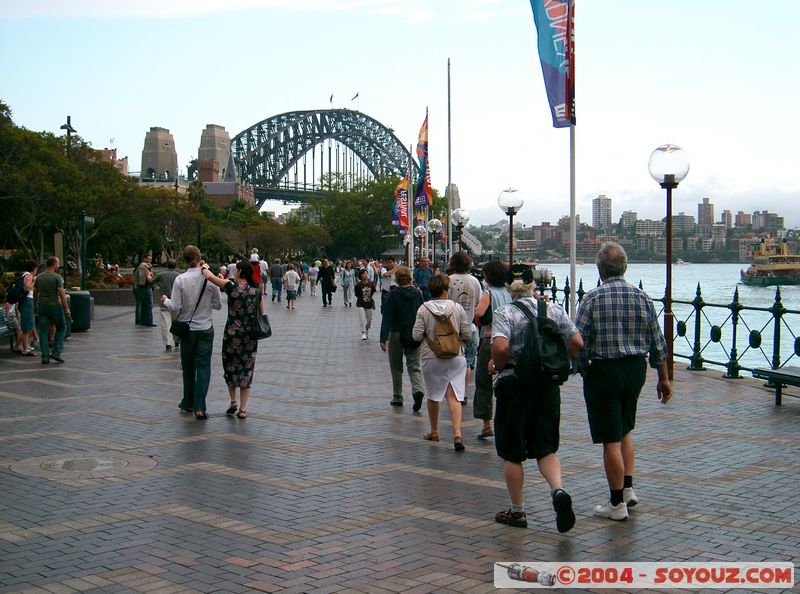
[575,241,672,521]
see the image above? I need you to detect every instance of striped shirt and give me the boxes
[574,276,667,371]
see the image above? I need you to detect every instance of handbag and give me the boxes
[252,313,272,340]
[252,291,272,339]
[170,278,207,337]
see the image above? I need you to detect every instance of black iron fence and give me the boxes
[537,277,800,376]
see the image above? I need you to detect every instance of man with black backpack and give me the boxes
[489,264,583,533]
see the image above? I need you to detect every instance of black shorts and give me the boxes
[582,356,647,444]
[494,375,561,463]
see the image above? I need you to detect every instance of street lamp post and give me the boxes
[413,225,426,265]
[80,210,95,291]
[648,144,689,381]
[498,189,524,266]
[60,116,77,157]
[426,218,443,268]
[451,208,470,251]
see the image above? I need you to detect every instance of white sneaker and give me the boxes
[593,501,628,521]
[361,332,367,340]
[623,487,638,508]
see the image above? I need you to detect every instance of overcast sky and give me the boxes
[2,0,799,228]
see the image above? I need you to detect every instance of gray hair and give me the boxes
[596,241,627,279]
[508,279,535,299]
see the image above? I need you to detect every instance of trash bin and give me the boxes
[67,290,94,332]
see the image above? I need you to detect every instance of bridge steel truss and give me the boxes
[232,109,419,209]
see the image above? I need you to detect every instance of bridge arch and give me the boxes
[232,109,419,209]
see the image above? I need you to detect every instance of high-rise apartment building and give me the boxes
[697,197,714,227]
[592,194,612,231]
[721,209,732,229]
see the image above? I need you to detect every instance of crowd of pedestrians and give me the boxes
[5,241,670,537]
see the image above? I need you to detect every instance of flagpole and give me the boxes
[408,144,414,272]
[446,58,453,265]
[569,123,577,320]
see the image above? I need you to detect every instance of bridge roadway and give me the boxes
[0,294,798,593]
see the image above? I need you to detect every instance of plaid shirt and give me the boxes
[575,276,667,372]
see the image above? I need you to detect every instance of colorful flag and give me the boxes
[395,176,409,234]
[414,114,433,208]
[530,0,575,127]
[391,200,401,232]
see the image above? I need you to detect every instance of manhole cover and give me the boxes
[41,457,128,472]
[11,452,156,480]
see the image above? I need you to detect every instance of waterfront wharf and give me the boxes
[0,297,798,593]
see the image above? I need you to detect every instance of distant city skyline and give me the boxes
[2,0,800,229]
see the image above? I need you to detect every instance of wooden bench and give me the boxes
[752,367,800,406]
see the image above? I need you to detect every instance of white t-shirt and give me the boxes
[283,270,301,291]
[448,273,482,328]
[379,267,396,292]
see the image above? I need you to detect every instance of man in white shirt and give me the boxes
[379,257,397,313]
[161,245,222,419]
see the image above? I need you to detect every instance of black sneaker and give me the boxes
[495,508,527,528]
[412,391,424,412]
[552,489,576,533]
[390,398,403,406]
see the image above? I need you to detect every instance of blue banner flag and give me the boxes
[530,0,575,127]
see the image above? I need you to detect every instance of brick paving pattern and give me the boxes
[0,294,798,593]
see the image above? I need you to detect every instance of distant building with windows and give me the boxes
[635,219,664,237]
[721,209,733,229]
[620,210,638,230]
[698,197,715,227]
[592,194,612,231]
[735,211,752,227]
[673,212,696,234]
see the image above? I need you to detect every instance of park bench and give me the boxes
[0,308,12,349]
[752,367,800,406]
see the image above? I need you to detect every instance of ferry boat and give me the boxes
[740,239,800,286]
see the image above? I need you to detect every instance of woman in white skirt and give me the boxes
[412,274,473,451]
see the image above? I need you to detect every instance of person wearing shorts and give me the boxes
[490,264,583,533]
[576,241,672,522]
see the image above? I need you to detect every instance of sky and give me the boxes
[2,0,800,229]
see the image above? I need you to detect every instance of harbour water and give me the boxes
[540,262,800,373]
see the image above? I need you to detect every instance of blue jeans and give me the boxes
[271,278,282,301]
[179,327,214,412]
[134,287,153,325]
[38,303,66,361]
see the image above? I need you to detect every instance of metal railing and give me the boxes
[537,277,800,376]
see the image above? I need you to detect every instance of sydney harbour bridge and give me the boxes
[232,109,419,210]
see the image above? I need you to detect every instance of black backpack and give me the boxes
[6,275,27,305]
[511,299,570,386]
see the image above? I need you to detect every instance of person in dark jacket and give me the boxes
[379,266,425,410]
[318,259,336,307]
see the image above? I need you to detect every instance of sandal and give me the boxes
[454,436,465,452]
[423,432,439,442]
[195,411,209,420]
[236,410,247,419]
[225,402,238,416]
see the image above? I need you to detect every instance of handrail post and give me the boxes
[551,275,560,305]
[561,276,569,314]
[688,283,705,370]
[724,287,742,378]
[770,287,785,371]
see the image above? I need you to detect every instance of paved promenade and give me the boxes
[1,292,798,593]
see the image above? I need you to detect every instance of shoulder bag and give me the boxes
[170,279,207,337]
[252,290,272,340]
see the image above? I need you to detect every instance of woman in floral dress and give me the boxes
[201,260,264,418]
